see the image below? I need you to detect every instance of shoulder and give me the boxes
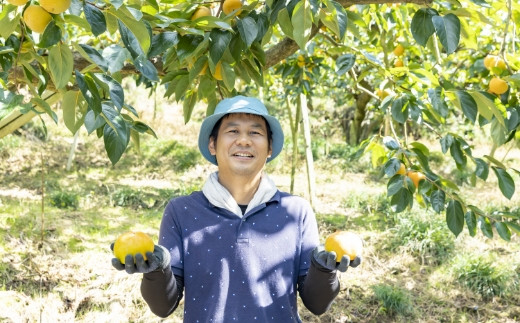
[165,191,207,211]
[276,191,313,212]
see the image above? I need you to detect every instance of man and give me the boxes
[111,95,360,322]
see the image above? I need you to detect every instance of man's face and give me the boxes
[208,113,273,179]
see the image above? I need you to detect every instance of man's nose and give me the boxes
[236,133,252,145]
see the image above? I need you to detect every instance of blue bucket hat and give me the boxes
[198,95,284,166]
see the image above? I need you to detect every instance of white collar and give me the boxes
[202,172,278,217]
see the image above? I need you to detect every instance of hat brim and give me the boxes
[198,109,284,166]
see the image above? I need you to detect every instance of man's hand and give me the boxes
[312,245,361,272]
[110,244,171,274]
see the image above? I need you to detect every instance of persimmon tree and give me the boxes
[1,0,519,240]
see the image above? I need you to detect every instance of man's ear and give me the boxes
[208,137,216,156]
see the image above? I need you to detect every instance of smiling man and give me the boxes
[111,95,361,322]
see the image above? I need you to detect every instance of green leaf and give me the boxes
[75,70,102,115]
[48,43,73,89]
[382,136,400,150]
[450,140,467,167]
[469,0,490,7]
[250,42,266,66]
[241,59,263,86]
[62,90,84,134]
[209,30,232,65]
[291,0,313,49]
[495,222,511,241]
[336,54,356,75]
[468,205,486,218]
[330,0,347,40]
[221,61,236,91]
[84,109,106,134]
[446,200,464,237]
[31,97,58,123]
[431,190,446,213]
[198,75,217,99]
[103,123,128,165]
[117,19,144,59]
[95,74,124,110]
[64,14,92,31]
[102,45,131,74]
[134,55,159,81]
[428,87,449,118]
[237,17,258,48]
[491,167,515,200]
[254,13,269,43]
[277,8,293,39]
[39,21,61,48]
[174,74,190,101]
[384,158,402,177]
[102,103,128,145]
[506,108,519,132]
[440,134,454,154]
[465,211,477,237]
[149,32,178,58]
[387,174,405,196]
[478,216,493,238]
[0,8,20,39]
[455,90,477,123]
[84,3,106,36]
[490,118,508,146]
[390,188,412,213]
[79,44,108,72]
[469,91,505,126]
[319,6,339,37]
[391,96,409,124]
[112,8,150,55]
[506,222,520,234]
[432,14,460,54]
[189,56,209,81]
[411,8,437,46]
[483,154,507,169]
[183,90,198,124]
[474,157,489,180]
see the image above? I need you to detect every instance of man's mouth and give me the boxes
[232,152,254,158]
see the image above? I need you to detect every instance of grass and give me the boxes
[372,283,414,318]
[452,253,519,300]
[1,98,520,322]
[387,211,455,265]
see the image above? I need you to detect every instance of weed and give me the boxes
[50,191,79,209]
[143,140,200,172]
[342,191,388,214]
[452,253,519,300]
[111,188,148,209]
[388,211,455,264]
[372,283,414,317]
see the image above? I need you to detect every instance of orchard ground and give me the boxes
[1,87,520,322]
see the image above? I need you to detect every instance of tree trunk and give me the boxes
[285,97,301,194]
[300,93,316,207]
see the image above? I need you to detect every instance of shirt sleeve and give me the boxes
[297,257,340,315]
[298,198,320,276]
[159,199,184,277]
[140,267,185,318]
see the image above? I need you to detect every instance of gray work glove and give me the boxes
[312,245,361,272]
[110,243,171,274]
